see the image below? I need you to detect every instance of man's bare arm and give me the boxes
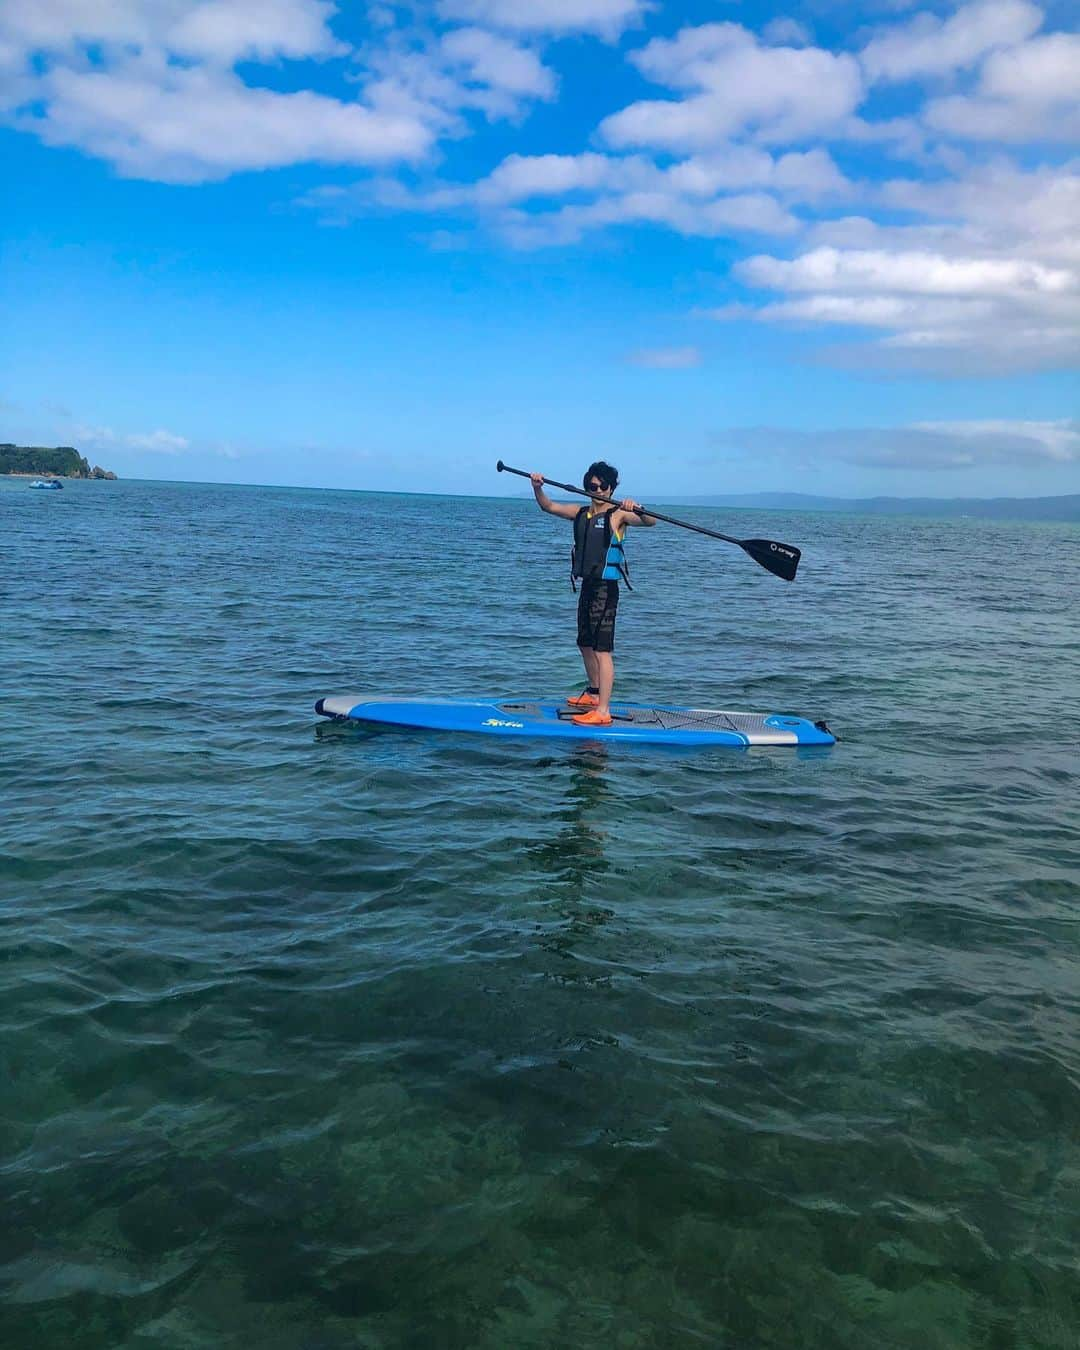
[614,499,657,528]
[531,472,580,520]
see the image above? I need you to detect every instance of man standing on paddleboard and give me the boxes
[530,462,656,726]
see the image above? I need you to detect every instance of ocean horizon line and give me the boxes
[28,473,1079,521]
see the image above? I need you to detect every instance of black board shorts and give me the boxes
[577,579,619,652]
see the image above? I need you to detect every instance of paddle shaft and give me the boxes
[497,460,801,581]
[502,457,803,545]
[498,461,750,540]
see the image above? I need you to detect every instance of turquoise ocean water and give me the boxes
[2,477,1078,1348]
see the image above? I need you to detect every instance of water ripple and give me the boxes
[1,480,1077,1347]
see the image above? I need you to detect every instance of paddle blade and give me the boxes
[740,538,801,581]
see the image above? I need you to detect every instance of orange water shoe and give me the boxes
[570,708,613,726]
[565,689,599,708]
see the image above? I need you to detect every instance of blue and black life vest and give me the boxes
[571,507,632,590]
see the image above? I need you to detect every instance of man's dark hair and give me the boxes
[584,460,619,492]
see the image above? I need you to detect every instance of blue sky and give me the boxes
[2,0,1077,498]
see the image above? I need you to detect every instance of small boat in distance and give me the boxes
[29,479,64,489]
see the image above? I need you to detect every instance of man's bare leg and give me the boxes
[579,646,599,690]
[594,651,614,715]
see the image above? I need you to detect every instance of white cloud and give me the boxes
[926,95,1080,143]
[166,0,346,64]
[571,187,788,243]
[125,428,191,453]
[925,32,1080,143]
[597,189,796,236]
[723,292,995,326]
[762,18,813,48]
[834,113,926,159]
[859,0,1042,84]
[980,31,1080,102]
[471,146,850,208]
[477,151,621,201]
[913,419,1080,461]
[717,203,1080,373]
[361,26,557,128]
[738,246,1075,298]
[1,0,344,64]
[659,146,850,201]
[435,0,649,37]
[711,420,1080,470]
[28,60,432,182]
[355,26,561,135]
[319,146,808,246]
[71,423,121,449]
[714,154,1080,376]
[5,0,1078,394]
[0,0,444,180]
[1,0,153,51]
[495,188,798,249]
[626,346,702,368]
[601,23,863,150]
[340,151,640,213]
[877,163,1080,267]
[74,423,191,454]
[1,0,563,180]
[440,28,555,103]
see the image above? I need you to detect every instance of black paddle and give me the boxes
[497,460,801,582]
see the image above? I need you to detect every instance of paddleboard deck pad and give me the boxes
[315,695,835,747]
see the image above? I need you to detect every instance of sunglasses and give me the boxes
[586,479,608,492]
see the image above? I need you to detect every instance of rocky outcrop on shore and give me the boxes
[0,443,117,479]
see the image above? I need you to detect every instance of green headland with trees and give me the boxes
[0,443,117,478]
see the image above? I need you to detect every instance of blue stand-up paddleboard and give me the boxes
[315,695,835,747]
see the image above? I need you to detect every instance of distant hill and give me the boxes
[659,492,1080,522]
[0,443,116,478]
